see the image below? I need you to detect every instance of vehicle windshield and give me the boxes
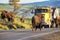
[35,9,48,13]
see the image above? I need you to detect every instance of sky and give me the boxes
[0,0,49,4]
[0,0,59,4]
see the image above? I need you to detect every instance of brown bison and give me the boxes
[55,16,60,28]
[6,11,14,22]
[1,10,8,22]
[1,10,14,22]
[20,18,25,23]
[51,8,60,28]
[32,14,43,31]
[1,10,7,19]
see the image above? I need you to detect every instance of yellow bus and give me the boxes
[34,7,51,28]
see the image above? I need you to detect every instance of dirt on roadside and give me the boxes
[33,31,60,40]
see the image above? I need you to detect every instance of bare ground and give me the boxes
[32,31,60,40]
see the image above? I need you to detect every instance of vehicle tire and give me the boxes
[43,25,49,28]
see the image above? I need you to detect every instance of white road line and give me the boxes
[18,30,60,40]
[0,32,27,35]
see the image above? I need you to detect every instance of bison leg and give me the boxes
[32,26,36,31]
[35,27,37,32]
[32,27,34,31]
[39,23,42,31]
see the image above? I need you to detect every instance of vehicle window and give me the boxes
[35,9,48,13]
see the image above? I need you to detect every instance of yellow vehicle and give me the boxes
[34,7,51,28]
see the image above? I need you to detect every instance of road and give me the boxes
[0,28,60,40]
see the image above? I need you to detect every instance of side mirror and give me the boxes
[31,9,35,14]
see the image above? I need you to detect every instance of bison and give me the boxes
[1,10,14,22]
[32,14,43,31]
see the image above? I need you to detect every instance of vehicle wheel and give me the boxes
[44,25,49,28]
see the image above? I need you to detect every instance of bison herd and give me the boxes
[32,14,60,31]
[1,10,14,22]
[0,10,60,31]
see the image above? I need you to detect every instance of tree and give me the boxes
[9,0,20,14]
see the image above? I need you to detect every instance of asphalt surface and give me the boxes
[0,28,60,40]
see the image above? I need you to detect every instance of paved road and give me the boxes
[0,28,60,40]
